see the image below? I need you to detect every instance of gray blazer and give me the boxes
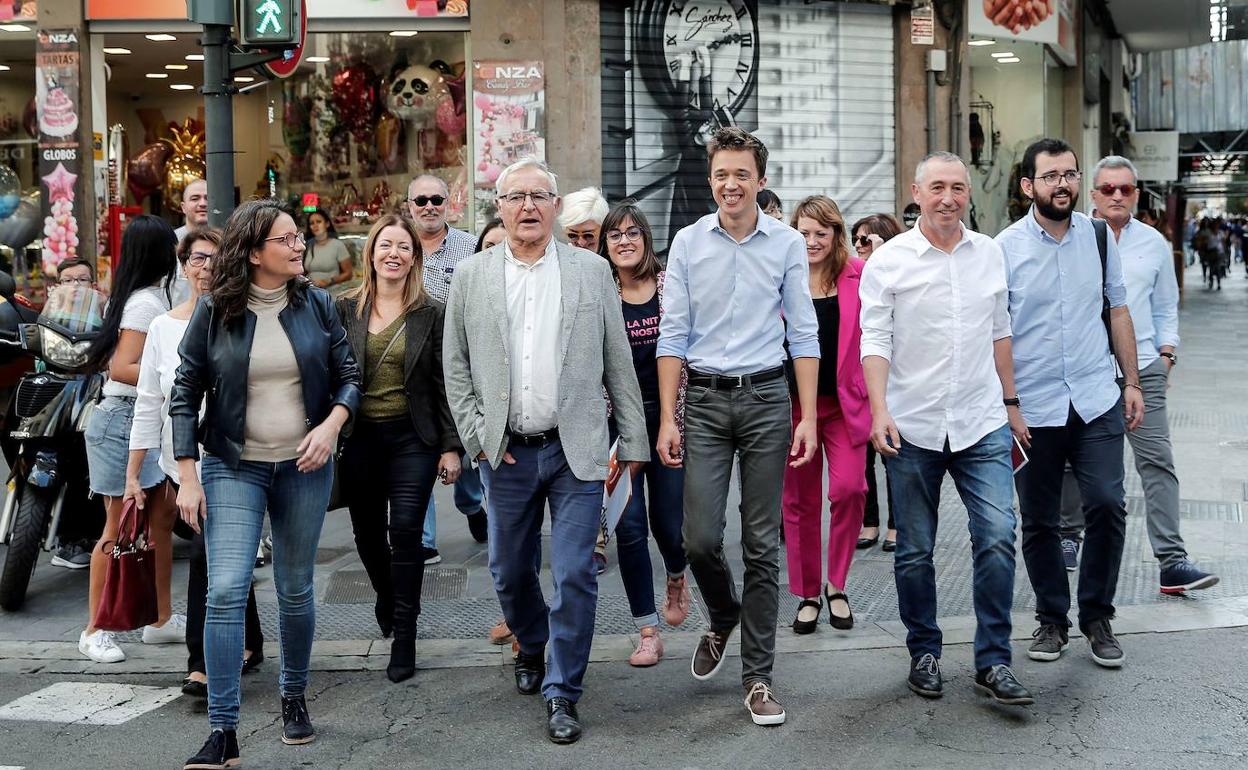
[442,240,648,481]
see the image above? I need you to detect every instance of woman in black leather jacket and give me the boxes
[336,213,462,683]
[170,199,361,769]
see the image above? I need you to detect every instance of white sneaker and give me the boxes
[79,629,126,663]
[142,613,187,644]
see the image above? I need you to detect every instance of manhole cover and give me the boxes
[323,567,467,605]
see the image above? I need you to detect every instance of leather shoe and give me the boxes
[546,697,582,744]
[974,664,1034,706]
[908,653,942,698]
[514,649,545,695]
[855,535,879,549]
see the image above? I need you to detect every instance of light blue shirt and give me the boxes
[996,209,1127,428]
[658,207,820,375]
[1115,217,1180,370]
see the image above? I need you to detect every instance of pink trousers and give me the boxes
[782,395,868,598]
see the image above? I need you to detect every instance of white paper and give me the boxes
[599,439,633,543]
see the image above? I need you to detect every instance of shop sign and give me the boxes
[967,0,1059,45]
[472,60,545,199]
[911,5,934,46]
[304,0,467,19]
[1127,131,1180,183]
[35,29,85,275]
[1050,0,1078,66]
[86,0,187,20]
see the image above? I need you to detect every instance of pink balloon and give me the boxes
[473,93,491,111]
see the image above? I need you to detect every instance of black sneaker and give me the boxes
[691,628,733,680]
[1159,561,1219,594]
[974,664,1035,706]
[1061,538,1080,573]
[908,653,942,698]
[184,729,240,769]
[422,547,442,566]
[1083,618,1124,668]
[466,510,488,543]
[1027,623,1069,662]
[280,695,315,745]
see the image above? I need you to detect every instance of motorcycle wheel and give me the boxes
[0,483,55,612]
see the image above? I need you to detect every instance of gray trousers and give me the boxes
[682,375,791,687]
[1060,358,1186,567]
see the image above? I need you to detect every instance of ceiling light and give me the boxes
[234,76,255,83]
[0,64,9,71]
[969,39,995,46]
[165,63,189,70]
[186,54,205,61]
[146,73,169,79]
[306,56,330,63]
[991,51,1016,58]
[0,24,31,32]
[389,30,418,37]
[146,34,177,41]
[997,57,1021,63]
[170,84,195,91]
[103,47,132,55]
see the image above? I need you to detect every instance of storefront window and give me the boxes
[0,22,41,297]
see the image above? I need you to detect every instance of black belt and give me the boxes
[687,366,785,390]
[507,427,560,447]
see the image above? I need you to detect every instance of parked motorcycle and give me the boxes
[0,277,105,611]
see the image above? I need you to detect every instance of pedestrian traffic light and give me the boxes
[238,0,300,49]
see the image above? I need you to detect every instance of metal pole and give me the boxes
[201,22,234,228]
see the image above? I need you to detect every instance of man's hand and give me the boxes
[608,460,645,489]
[477,450,515,466]
[789,418,818,468]
[1007,405,1031,449]
[656,419,683,468]
[437,452,461,485]
[1124,385,1145,431]
[870,411,902,456]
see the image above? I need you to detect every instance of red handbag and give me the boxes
[92,498,158,632]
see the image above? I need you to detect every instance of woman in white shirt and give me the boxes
[125,227,264,697]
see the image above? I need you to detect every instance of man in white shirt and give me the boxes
[1060,156,1218,594]
[859,152,1033,706]
[171,178,207,305]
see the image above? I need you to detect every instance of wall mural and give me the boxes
[601,0,896,252]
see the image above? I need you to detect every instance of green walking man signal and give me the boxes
[238,0,300,48]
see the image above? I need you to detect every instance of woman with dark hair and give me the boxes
[337,214,461,683]
[476,217,506,253]
[597,202,691,667]
[171,199,360,769]
[303,207,353,288]
[783,195,870,634]
[125,226,265,698]
[850,212,903,552]
[79,214,180,665]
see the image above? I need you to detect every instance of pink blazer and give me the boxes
[832,257,871,446]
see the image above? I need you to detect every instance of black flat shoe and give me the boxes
[181,677,208,699]
[791,598,822,635]
[514,648,545,695]
[241,650,263,675]
[546,697,582,744]
[824,589,854,631]
[386,638,416,683]
[856,535,879,549]
[881,539,897,552]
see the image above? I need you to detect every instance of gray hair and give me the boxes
[408,174,449,199]
[915,151,969,185]
[495,157,559,196]
[557,187,609,229]
[1092,155,1138,186]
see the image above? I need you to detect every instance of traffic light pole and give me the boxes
[201,21,234,229]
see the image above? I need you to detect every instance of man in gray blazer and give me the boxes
[442,158,648,745]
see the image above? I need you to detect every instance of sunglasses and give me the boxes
[409,195,446,207]
[854,235,873,247]
[1094,183,1136,197]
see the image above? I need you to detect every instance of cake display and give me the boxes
[39,76,78,139]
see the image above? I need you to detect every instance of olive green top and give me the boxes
[360,315,407,421]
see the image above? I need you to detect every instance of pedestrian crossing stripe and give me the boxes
[0,682,181,725]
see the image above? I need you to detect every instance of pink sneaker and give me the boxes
[629,627,663,667]
[662,573,691,627]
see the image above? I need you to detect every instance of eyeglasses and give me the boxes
[498,190,555,206]
[408,195,446,207]
[187,251,214,267]
[58,276,92,286]
[263,232,302,249]
[1033,170,1082,187]
[606,227,644,245]
[1094,183,1136,197]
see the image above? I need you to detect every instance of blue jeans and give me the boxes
[611,402,687,628]
[423,459,484,549]
[477,438,601,702]
[201,455,333,731]
[886,424,1017,670]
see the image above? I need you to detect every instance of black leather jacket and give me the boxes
[170,282,362,469]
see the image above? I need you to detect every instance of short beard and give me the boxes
[1035,191,1077,222]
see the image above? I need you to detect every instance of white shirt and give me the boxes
[1116,218,1180,370]
[504,239,562,434]
[129,313,199,480]
[171,225,191,306]
[858,220,1012,452]
[101,286,171,398]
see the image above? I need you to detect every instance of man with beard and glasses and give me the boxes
[996,138,1144,671]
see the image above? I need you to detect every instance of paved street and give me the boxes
[2,262,1247,768]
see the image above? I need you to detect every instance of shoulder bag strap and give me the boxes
[1092,218,1115,359]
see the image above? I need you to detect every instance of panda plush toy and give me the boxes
[388,60,452,124]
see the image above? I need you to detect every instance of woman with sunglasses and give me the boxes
[172,200,360,769]
[597,202,692,666]
[337,214,462,683]
[784,196,871,634]
[849,213,903,552]
[125,227,265,698]
[303,207,353,288]
[559,186,609,253]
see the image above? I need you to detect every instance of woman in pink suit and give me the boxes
[783,195,872,634]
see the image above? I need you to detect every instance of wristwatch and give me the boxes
[1159,351,1177,366]
[1003,396,1021,407]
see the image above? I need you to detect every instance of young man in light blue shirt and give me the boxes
[997,139,1144,671]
